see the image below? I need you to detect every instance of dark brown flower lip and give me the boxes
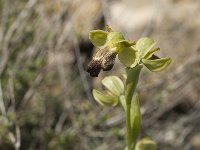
[86,60,102,77]
[86,47,117,77]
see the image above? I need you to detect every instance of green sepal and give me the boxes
[143,48,160,59]
[131,94,141,145]
[135,37,156,59]
[92,89,118,106]
[118,47,138,67]
[135,137,157,150]
[102,76,124,96]
[89,30,108,48]
[142,58,171,72]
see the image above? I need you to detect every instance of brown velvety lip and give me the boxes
[86,47,117,77]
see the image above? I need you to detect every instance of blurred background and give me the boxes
[0,0,200,149]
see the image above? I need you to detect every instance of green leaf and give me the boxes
[119,95,126,111]
[142,58,171,72]
[131,94,141,144]
[92,89,118,106]
[135,37,156,59]
[118,47,138,67]
[102,76,124,96]
[135,137,157,150]
[89,30,108,48]
[125,65,143,104]
[143,48,160,59]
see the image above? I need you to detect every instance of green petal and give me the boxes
[105,25,113,32]
[143,48,160,59]
[118,47,138,67]
[89,30,108,48]
[131,94,141,144]
[102,76,124,96]
[92,89,118,106]
[107,32,125,47]
[135,37,156,59]
[117,40,135,47]
[114,40,136,53]
[135,137,157,150]
[142,58,171,72]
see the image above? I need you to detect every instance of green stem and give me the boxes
[125,65,143,150]
[126,102,132,150]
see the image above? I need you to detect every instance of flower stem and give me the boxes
[125,65,143,150]
[126,102,132,150]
